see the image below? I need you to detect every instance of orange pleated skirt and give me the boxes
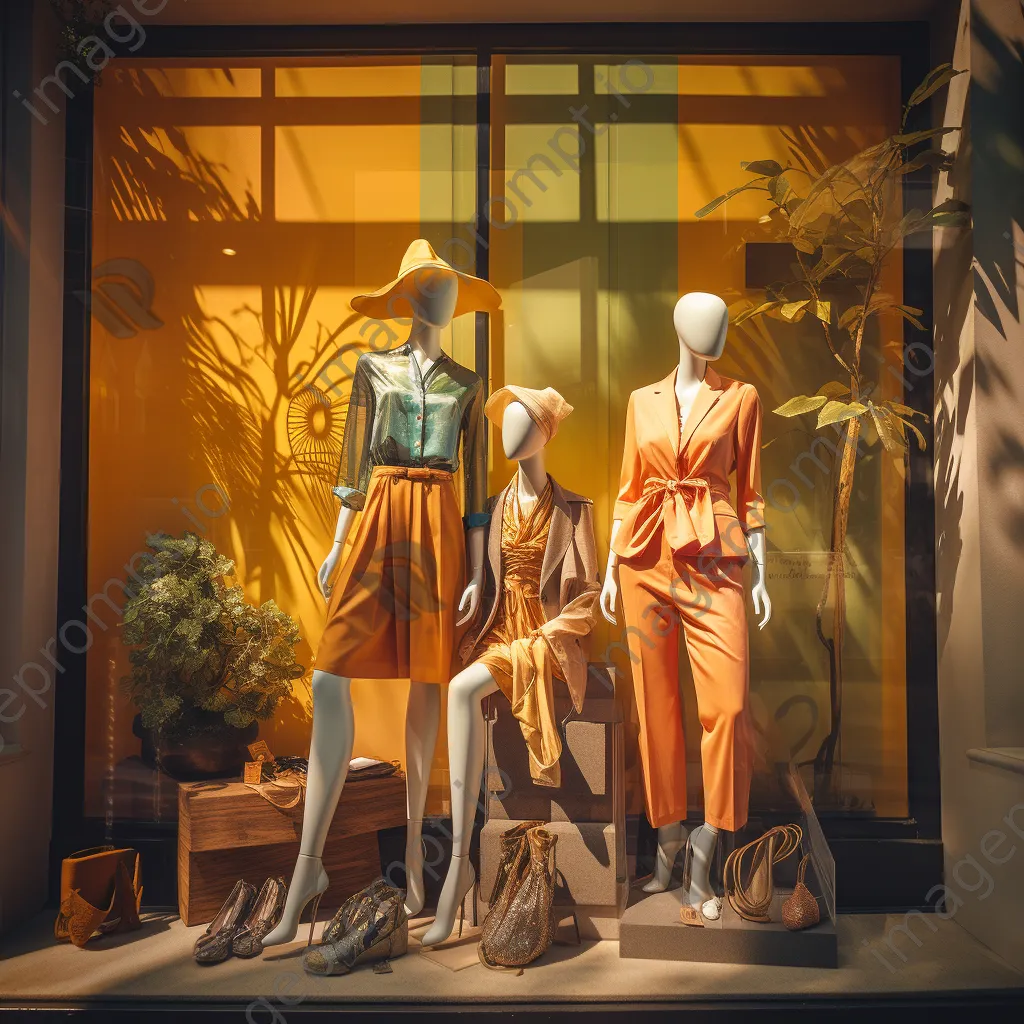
[316,466,466,684]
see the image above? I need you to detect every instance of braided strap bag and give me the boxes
[723,824,803,923]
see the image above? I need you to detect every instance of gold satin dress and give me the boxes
[469,482,567,787]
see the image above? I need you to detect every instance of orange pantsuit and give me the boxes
[613,365,765,831]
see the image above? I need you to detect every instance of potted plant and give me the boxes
[695,65,968,804]
[121,531,304,780]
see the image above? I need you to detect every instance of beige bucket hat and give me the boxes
[485,385,574,442]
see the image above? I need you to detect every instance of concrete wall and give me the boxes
[932,0,1024,972]
[0,0,65,933]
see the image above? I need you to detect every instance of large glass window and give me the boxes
[85,51,910,825]
[86,56,477,820]
[488,54,908,818]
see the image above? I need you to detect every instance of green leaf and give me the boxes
[838,306,861,330]
[741,159,784,176]
[869,405,906,453]
[897,416,928,450]
[903,65,966,122]
[694,177,769,218]
[817,400,868,428]
[817,381,851,400]
[932,209,971,228]
[931,198,970,214]
[773,395,828,417]
[791,235,818,254]
[885,400,929,421]
[929,198,971,229]
[732,299,784,325]
[893,304,926,330]
[895,149,956,176]
[893,126,962,147]
[780,299,810,321]
[811,250,850,282]
[768,173,793,207]
[812,299,831,323]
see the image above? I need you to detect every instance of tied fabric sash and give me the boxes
[614,475,720,559]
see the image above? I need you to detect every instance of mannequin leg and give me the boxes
[643,820,689,893]
[421,663,497,946]
[403,680,441,916]
[686,822,719,911]
[263,670,353,946]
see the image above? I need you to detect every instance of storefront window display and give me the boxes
[82,50,914,833]
[4,0,1024,1011]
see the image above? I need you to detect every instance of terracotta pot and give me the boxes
[133,712,259,781]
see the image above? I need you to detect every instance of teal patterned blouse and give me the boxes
[334,343,490,528]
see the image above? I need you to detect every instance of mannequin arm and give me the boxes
[599,520,622,624]
[317,505,359,599]
[745,526,771,630]
[457,525,486,626]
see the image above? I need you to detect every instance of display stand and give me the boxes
[619,764,838,967]
[176,773,406,925]
[479,664,627,939]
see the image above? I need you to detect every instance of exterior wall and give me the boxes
[0,0,65,933]
[933,0,1024,972]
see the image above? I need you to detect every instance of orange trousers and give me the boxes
[618,537,753,831]
[316,466,465,684]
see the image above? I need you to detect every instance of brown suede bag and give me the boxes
[54,846,143,948]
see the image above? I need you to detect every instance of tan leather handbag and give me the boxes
[54,846,143,948]
[478,821,557,974]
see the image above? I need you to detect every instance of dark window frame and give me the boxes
[54,20,938,914]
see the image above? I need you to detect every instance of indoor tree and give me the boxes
[695,65,968,802]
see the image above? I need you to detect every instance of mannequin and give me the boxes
[264,259,489,947]
[418,401,541,947]
[421,387,599,946]
[600,291,771,922]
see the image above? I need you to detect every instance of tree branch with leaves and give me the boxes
[696,64,968,802]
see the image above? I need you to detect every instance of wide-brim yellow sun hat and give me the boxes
[350,238,502,320]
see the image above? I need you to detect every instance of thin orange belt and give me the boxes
[373,465,454,483]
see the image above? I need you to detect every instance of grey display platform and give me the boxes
[620,764,838,968]
[619,885,838,968]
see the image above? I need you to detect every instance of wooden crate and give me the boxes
[177,774,406,926]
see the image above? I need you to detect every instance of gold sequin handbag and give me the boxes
[478,822,557,974]
[781,854,820,931]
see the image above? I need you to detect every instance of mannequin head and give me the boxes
[673,292,728,361]
[400,266,459,327]
[502,401,547,461]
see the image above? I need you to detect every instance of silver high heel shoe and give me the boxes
[420,857,477,946]
[680,824,721,927]
[642,831,687,893]
[261,855,329,948]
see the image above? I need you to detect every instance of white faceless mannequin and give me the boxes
[418,400,549,947]
[264,269,487,946]
[599,291,771,912]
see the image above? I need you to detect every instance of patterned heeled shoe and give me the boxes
[303,883,408,976]
[319,877,396,946]
[193,880,256,965]
[231,877,288,958]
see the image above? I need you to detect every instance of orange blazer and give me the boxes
[612,365,765,563]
